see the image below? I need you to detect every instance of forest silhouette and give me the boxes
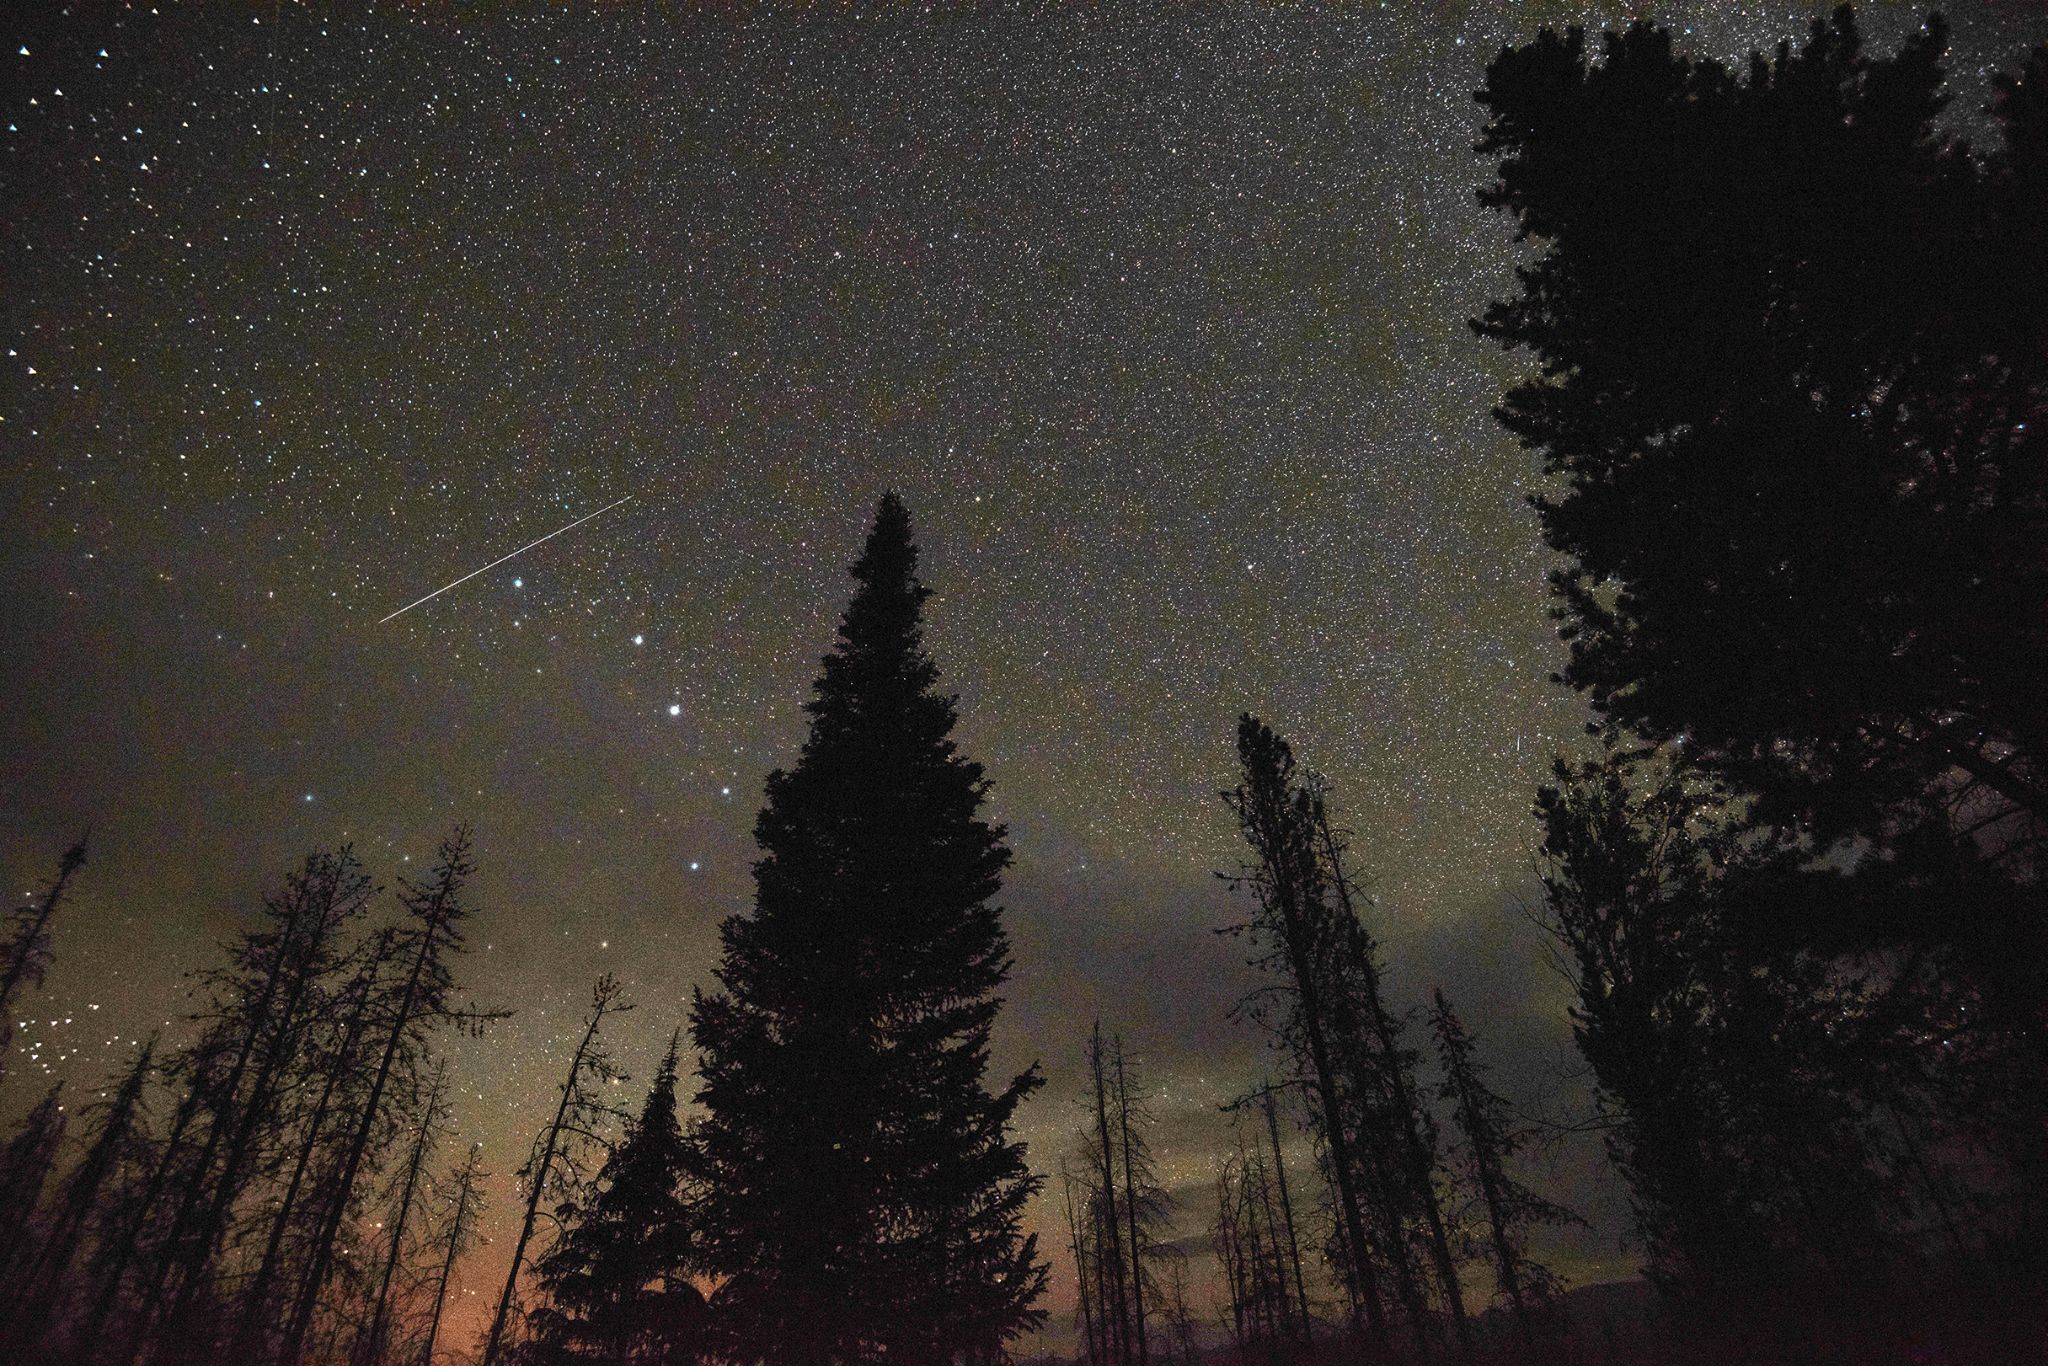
[1,6,2043,1365]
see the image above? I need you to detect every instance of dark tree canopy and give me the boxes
[688,492,1046,1365]
[525,1032,705,1366]
[1474,8,2048,850]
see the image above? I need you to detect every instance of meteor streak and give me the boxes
[378,494,634,624]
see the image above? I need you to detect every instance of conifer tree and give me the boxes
[280,829,497,1366]
[418,1142,488,1366]
[144,847,375,1355]
[230,929,394,1361]
[524,1030,705,1365]
[0,1083,67,1282]
[0,837,86,1088]
[357,1059,452,1366]
[1428,988,1577,1346]
[1223,717,1385,1339]
[2,1035,156,1342]
[688,492,1047,1365]
[482,973,633,1366]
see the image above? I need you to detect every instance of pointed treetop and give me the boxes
[852,491,919,590]
[646,1028,683,1116]
[806,493,944,736]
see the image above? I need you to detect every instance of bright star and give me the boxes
[668,703,681,717]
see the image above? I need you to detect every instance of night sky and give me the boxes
[6,2,2043,1352]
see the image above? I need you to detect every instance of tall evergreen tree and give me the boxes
[524,1030,705,1366]
[143,847,375,1358]
[1222,718,1384,1341]
[357,1059,452,1366]
[0,836,86,1088]
[1428,989,1576,1345]
[2,1035,156,1343]
[280,829,497,1366]
[688,492,1047,1365]
[1535,741,1888,1295]
[483,973,634,1366]
[418,1142,488,1366]
[0,1083,67,1282]
[1473,9,2048,847]
[1225,716,1466,1344]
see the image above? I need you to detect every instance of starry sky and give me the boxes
[6,2,2045,1353]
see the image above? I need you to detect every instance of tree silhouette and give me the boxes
[1,1034,156,1348]
[1224,715,1471,1346]
[483,972,634,1366]
[1535,741,1889,1296]
[524,1029,705,1365]
[357,1058,452,1366]
[1222,716,1385,1341]
[0,1083,67,1287]
[139,847,375,1359]
[418,1141,488,1366]
[0,836,86,1089]
[1473,8,2048,854]
[1072,1026,1173,1366]
[280,828,498,1366]
[1428,988,1576,1345]
[687,492,1046,1365]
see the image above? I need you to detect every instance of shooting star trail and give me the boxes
[378,494,635,624]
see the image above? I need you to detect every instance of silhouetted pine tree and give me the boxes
[1073,1027,1174,1366]
[1535,740,1887,1297]
[0,1083,67,1285]
[1110,1035,1170,1365]
[280,829,498,1366]
[417,1142,487,1366]
[1084,1024,1133,1366]
[1428,988,1576,1346]
[1,1035,156,1345]
[356,1059,451,1366]
[1060,1164,1106,1366]
[1473,9,2048,847]
[687,492,1046,1365]
[1312,796,1466,1347]
[230,928,395,1361]
[1222,717,1385,1341]
[523,1030,705,1365]
[1227,717,1469,1345]
[482,972,633,1366]
[1221,1085,1312,1345]
[1212,1139,1292,1359]
[0,837,86,1088]
[142,847,375,1358]
[85,1027,231,1352]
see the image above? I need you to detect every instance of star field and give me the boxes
[6,2,2044,1352]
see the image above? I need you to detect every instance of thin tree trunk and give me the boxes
[480,1000,609,1366]
[159,914,339,1357]
[1065,1175,1101,1366]
[231,953,382,1360]
[1113,1040,1149,1366]
[419,1144,482,1366]
[127,954,295,1363]
[1323,814,1467,1345]
[1088,1024,1131,1364]
[1260,1088,1314,1342]
[86,1060,210,1356]
[359,1061,447,1366]
[279,904,445,1366]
